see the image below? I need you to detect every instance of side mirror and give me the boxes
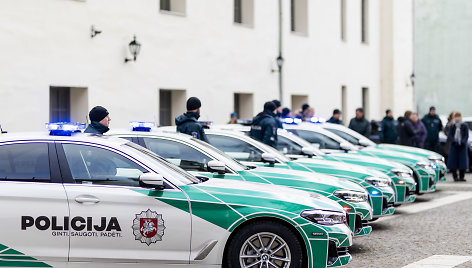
[301,147,315,157]
[340,142,353,151]
[139,173,165,189]
[261,153,276,164]
[208,160,226,174]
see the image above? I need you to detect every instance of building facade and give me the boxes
[414,0,472,116]
[0,0,414,132]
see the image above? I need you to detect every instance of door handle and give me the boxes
[75,195,100,204]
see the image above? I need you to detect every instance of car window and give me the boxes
[289,130,341,150]
[206,134,264,162]
[276,135,303,155]
[142,138,213,172]
[0,143,50,182]
[325,128,360,145]
[62,144,147,187]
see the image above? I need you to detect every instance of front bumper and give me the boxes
[337,200,372,237]
[368,186,395,217]
[389,174,417,204]
[413,166,437,193]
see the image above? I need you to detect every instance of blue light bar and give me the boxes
[130,121,155,132]
[283,118,302,125]
[309,117,326,123]
[46,123,85,136]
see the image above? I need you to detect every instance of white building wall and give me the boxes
[0,0,411,132]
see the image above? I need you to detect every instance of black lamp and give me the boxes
[91,25,102,38]
[125,35,141,63]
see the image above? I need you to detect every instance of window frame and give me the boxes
[0,140,62,183]
[137,136,240,175]
[55,141,174,189]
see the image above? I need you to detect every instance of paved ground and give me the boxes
[347,173,472,268]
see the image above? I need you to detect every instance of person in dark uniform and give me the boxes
[398,111,416,146]
[447,112,469,182]
[175,97,208,142]
[249,101,278,148]
[348,108,371,137]
[84,106,111,134]
[422,106,444,152]
[272,99,284,129]
[326,109,343,125]
[379,109,398,144]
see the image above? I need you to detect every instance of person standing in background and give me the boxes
[398,111,416,146]
[250,101,278,148]
[410,112,427,148]
[379,109,398,144]
[444,111,457,159]
[295,104,310,119]
[302,107,315,121]
[327,109,343,125]
[175,97,208,142]
[84,106,111,134]
[349,108,371,137]
[422,106,443,152]
[447,112,469,182]
[228,112,238,124]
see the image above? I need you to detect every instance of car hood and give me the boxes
[375,144,443,159]
[248,166,368,193]
[191,177,344,213]
[357,147,427,163]
[328,153,409,171]
[292,157,384,177]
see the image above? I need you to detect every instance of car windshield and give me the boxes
[123,142,201,185]
[191,137,248,171]
[280,131,325,156]
[325,128,361,145]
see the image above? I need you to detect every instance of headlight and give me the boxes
[365,177,392,187]
[428,155,445,162]
[300,209,347,225]
[333,190,368,202]
[417,161,434,170]
[391,168,413,178]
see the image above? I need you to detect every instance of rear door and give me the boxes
[0,141,69,267]
[57,141,191,265]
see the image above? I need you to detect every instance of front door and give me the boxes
[57,142,191,265]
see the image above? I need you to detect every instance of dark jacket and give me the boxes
[175,112,208,142]
[250,110,278,147]
[397,117,417,146]
[379,116,398,144]
[84,121,109,134]
[447,123,469,170]
[422,114,443,145]
[348,117,371,137]
[412,120,427,148]
[326,117,343,125]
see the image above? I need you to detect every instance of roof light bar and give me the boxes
[46,123,85,136]
[130,121,155,132]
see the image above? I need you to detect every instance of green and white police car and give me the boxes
[319,123,447,182]
[215,124,416,205]
[111,127,373,237]
[186,129,395,220]
[283,123,438,194]
[0,125,353,268]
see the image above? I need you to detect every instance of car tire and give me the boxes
[225,220,304,268]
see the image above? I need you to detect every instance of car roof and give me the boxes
[0,132,129,147]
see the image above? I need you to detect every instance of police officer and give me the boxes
[422,106,443,152]
[84,106,111,134]
[326,109,343,125]
[250,101,278,148]
[175,97,208,142]
[379,109,398,144]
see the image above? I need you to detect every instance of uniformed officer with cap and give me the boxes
[249,101,278,148]
[84,106,111,134]
[175,97,208,142]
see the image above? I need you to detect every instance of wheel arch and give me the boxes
[222,216,309,267]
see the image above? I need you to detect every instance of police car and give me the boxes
[0,123,353,268]
[110,127,373,238]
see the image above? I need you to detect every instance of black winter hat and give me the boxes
[89,106,109,122]
[333,109,341,115]
[264,101,277,112]
[302,104,310,111]
[187,97,202,111]
[272,100,282,108]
